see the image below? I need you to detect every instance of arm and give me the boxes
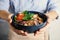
[0,10,11,20]
[0,0,10,20]
[45,0,60,22]
[34,0,60,36]
[34,10,58,36]
[0,0,28,36]
[45,10,58,22]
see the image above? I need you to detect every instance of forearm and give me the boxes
[46,10,58,22]
[0,10,11,20]
[45,10,58,21]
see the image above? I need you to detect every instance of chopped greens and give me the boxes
[15,11,34,21]
[13,10,43,26]
[14,16,17,22]
[22,11,34,21]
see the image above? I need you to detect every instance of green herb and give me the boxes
[14,16,17,22]
[23,10,29,15]
[23,16,28,20]
[22,11,34,21]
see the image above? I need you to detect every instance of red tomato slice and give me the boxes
[16,16,22,20]
[18,13,24,17]
[16,13,24,20]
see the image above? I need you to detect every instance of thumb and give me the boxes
[8,14,13,23]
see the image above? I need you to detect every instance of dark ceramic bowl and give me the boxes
[11,11,48,33]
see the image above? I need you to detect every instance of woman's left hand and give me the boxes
[34,21,49,36]
[34,10,58,36]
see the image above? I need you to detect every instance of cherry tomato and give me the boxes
[16,16,22,20]
[17,13,24,17]
[16,13,24,20]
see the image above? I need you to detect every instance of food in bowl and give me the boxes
[11,11,48,33]
[14,11,43,26]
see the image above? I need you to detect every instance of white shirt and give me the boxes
[0,0,60,14]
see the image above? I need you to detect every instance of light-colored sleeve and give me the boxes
[48,0,60,18]
[0,0,9,11]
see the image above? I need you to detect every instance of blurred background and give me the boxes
[48,18,60,40]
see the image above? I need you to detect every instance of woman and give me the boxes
[0,0,59,40]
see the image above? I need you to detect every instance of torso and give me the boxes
[9,0,48,13]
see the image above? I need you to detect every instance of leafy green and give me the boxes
[14,16,17,22]
[23,16,28,20]
[22,11,34,21]
[23,10,29,15]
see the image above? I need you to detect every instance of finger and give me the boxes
[24,32,28,36]
[19,31,28,36]
[14,29,21,34]
[8,19,12,23]
[18,30,25,35]
[40,22,49,32]
[37,22,48,32]
[8,14,13,19]
[34,31,39,36]
[15,30,27,36]
[20,30,24,33]
[10,19,12,23]
[8,14,13,23]
[37,22,48,34]
[19,30,27,36]
[14,30,21,34]
[34,22,49,36]
[38,29,40,32]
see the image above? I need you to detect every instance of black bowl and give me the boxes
[11,11,48,33]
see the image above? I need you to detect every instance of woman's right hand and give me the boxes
[0,10,28,36]
[8,14,28,36]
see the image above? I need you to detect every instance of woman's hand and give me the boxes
[8,10,58,36]
[34,21,49,36]
[8,14,49,36]
[34,10,58,36]
[8,14,28,36]
[0,10,10,20]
